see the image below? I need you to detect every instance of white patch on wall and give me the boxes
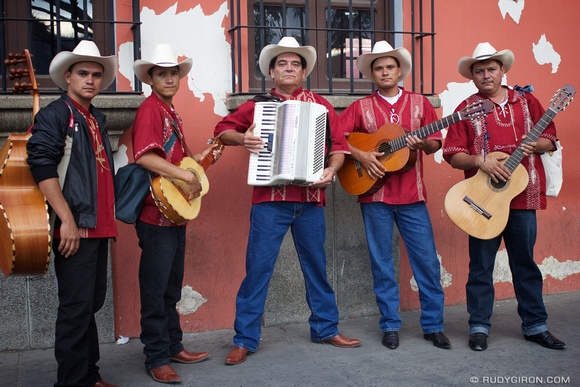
[410,249,579,292]
[439,82,479,120]
[113,144,129,172]
[538,256,580,280]
[410,253,452,291]
[532,34,561,74]
[438,77,507,145]
[498,0,525,24]
[118,2,232,116]
[475,249,580,285]
[437,82,479,163]
[492,250,513,283]
[177,285,207,315]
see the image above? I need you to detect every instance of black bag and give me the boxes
[114,163,153,224]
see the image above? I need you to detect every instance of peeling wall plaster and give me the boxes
[177,285,208,315]
[409,250,580,292]
[532,34,561,74]
[113,144,129,171]
[410,253,452,291]
[498,0,525,24]
[487,250,579,284]
[118,2,231,117]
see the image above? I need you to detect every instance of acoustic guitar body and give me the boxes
[444,152,529,240]
[337,123,414,196]
[0,134,51,276]
[150,157,209,225]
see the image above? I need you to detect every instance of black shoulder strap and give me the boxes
[251,93,283,103]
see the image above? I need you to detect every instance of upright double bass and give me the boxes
[0,49,51,276]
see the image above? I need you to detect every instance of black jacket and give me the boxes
[27,93,116,229]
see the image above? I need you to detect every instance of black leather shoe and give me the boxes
[524,331,566,349]
[469,333,488,351]
[424,332,451,349]
[382,331,399,349]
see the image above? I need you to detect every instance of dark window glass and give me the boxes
[328,8,371,79]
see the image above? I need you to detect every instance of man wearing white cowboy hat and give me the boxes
[443,42,564,351]
[131,43,220,383]
[214,36,360,365]
[27,40,119,387]
[340,40,450,351]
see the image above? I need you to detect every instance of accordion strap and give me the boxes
[251,93,283,103]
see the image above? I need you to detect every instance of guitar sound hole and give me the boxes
[377,143,391,157]
[489,179,507,191]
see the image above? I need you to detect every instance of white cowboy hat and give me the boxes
[356,40,412,81]
[133,43,193,85]
[258,36,317,78]
[49,40,117,90]
[458,42,514,80]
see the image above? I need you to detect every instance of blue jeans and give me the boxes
[467,209,548,336]
[136,221,186,369]
[360,201,444,334]
[233,202,340,352]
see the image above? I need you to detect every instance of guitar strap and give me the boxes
[168,118,193,157]
[57,100,75,189]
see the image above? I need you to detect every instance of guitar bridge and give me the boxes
[463,196,492,220]
[354,160,364,177]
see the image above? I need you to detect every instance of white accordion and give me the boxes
[248,100,328,186]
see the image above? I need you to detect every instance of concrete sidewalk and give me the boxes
[1,291,578,387]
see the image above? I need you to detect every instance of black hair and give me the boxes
[67,61,105,73]
[147,65,180,77]
[470,59,503,74]
[269,53,307,71]
[370,56,400,71]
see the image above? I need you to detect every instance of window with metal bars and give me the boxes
[0,0,140,93]
[230,0,435,96]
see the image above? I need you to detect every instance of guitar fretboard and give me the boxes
[503,108,557,173]
[384,112,462,153]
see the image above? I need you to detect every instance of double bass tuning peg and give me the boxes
[12,81,33,93]
[4,51,31,67]
[9,67,30,80]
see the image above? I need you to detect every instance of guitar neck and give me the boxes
[198,138,224,171]
[388,111,463,152]
[503,108,557,173]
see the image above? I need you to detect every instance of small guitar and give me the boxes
[0,49,50,277]
[150,138,224,225]
[444,85,575,240]
[337,100,494,196]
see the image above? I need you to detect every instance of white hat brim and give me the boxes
[458,49,514,80]
[133,58,193,85]
[356,47,412,81]
[49,52,117,90]
[258,44,317,78]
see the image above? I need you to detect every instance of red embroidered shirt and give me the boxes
[340,89,441,204]
[442,87,557,210]
[66,99,117,238]
[132,93,189,226]
[214,87,350,206]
